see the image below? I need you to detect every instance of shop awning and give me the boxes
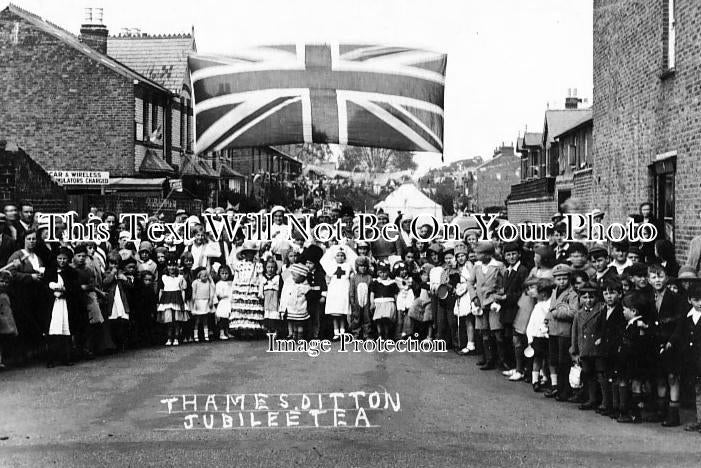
[108,177,167,191]
[219,163,244,179]
[181,155,218,179]
[139,149,175,175]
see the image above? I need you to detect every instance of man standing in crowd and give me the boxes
[17,201,34,246]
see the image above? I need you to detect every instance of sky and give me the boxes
[3,0,593,172]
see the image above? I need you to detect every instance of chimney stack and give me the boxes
[79,7,108,55]
[565,88,582,109]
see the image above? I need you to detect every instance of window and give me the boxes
[664,0,676,71]
[152,101,159,132]
[652,157,676,242]
[135,97,144,141]
[142,99,149,141]
[180,101,185,148]
[185,99,192,152]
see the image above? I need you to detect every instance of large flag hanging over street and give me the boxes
[188,44,447,154]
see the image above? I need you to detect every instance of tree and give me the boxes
[282,144,335,165]
[338,146,416,172]
[392,151,418,171]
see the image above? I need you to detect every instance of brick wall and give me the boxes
[593,0,701,261]
[507,198,558,224]
[473,152,521,210]
[0,9,135,176]
[573,168,594,212]
[0,144,68,212]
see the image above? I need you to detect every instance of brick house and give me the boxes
[0,5,212,215]
[552,113,593,212]
[0,141,68,212]
[593,0,701,260]
[106,30,230,206]
[508,101,592,223]
[472,145,520,212]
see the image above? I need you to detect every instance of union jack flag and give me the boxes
[188,44,446,154]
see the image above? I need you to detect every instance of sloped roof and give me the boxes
[181,155,217,178]
[139,149,175,175]
[107,35,195,94]
[219,164,244,178]
[544,109,593,144]
[524,132,543,146]
[4,4,169,94]
[551,115,593,140]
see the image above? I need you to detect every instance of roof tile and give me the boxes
[107,36,195,93]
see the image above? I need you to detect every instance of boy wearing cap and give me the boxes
[301,245,327,339]
[626,245,642,265]
[596,279,626,417]
[468,241,506,371]
[500,242,529,375]
[570,281,604,409]
[545,263,580,400]
[551,223,570,265]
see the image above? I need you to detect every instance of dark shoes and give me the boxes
[533,382,545,393]
[684,421,701,432]
[544,387,558,398]
[578,401,597,411]
[661,407,680,427]
[479,362,496,371]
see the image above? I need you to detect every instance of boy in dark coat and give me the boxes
[499,242,529,374]
[667,281,701,432]
[647,264,686,426]
[617,290,654,423]
[301,245,326,339]
[590,245,619,289]
[570,281,603,410]
[596,279,626,417]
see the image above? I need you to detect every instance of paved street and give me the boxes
[1,342,700,467]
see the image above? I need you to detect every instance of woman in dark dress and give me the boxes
[7,230,50,357]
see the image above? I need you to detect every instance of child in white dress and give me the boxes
[214,265,233,340]
[324,248,353,340]
[157,259,188,346]
[191,267,215,342]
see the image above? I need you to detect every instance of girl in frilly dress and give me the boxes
[229,241,264,338]
[157,258,188,346]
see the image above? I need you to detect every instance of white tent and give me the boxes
[374,183,444,223]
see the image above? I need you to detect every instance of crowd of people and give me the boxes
[1,197,701,434]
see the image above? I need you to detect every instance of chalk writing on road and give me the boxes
[158,391,400,429]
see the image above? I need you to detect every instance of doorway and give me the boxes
[652,158,676,242]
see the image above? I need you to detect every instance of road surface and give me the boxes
[1,340,700,467]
